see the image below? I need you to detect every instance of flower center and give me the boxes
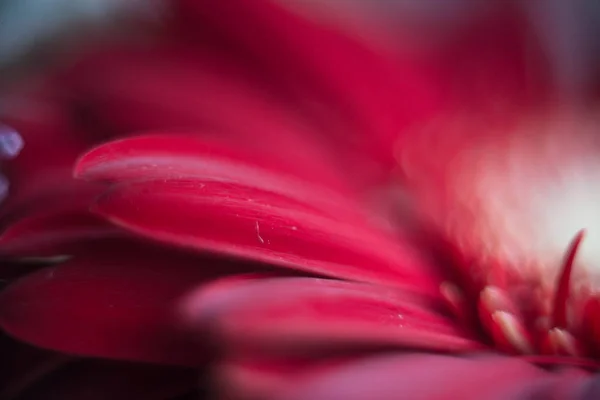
[475,230,586,357]
[397,110,600,363]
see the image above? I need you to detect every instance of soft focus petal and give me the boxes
[181,276,478,355]
[0,241,255,365]
[269,353,588,400]
[63,43,357,188]
[0,167,87,228]
[171,0,440,171]
[0,78,106,231]
[0,77,91,177]
[213,355,364,400]
[0,210,119,257]
[90,178,440,292]
[429,1,552,112]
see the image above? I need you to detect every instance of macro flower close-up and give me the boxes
[2,0,600,398]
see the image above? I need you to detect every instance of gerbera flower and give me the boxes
[1,1,600,399]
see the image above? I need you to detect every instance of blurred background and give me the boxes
[1,0,600,101]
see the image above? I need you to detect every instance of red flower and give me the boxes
[1,1,599,398]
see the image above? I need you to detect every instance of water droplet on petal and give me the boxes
[0,125,23,159]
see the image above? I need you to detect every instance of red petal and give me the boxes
[181,276,478,354]
[0,209,119,257]
[0,168,102,226]
[0,242,248,365]
[429,2,551,113]
[0,77,94,188]
[92,178,440,292]
[582,296,600,356]
[75,134,351,210]
[64,44,354,187]
[268,354,585,400]
[171,0,440,168]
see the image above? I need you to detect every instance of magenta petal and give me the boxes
[92,178,440,292]
[0,242,241,365]
[269,354,585,400]
[181,276,479,354]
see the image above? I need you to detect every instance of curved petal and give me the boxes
[269,354,587,400]
[91,178,441,292]
[171,0,440,168]
[180,276,478,354]
[0,241,252,365]
[75,134,352,213]
[63,44,355,188]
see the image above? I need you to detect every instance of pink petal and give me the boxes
[92,178,441,292]
[270,354,587,400]
[214,355,364,400]
[0,241,250,365]
[14,360,198,400]
[171,0,440,168]
[181,276,478,354]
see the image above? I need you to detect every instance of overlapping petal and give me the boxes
[171,0,440,171]
[62,43,361,188]
[2,1,591,398]
[88,177,439,293]
[0,241,258,365]
[263,354,588,400]
[213,355,365,400]
[180,276,479,355]
[75,134,352,210]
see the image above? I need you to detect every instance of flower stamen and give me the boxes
[552,229,585,329]
[491,311,534,354]
[544,328,582,357]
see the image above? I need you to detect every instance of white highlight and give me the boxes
[402,110,600,292]
[462,113,600,287]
